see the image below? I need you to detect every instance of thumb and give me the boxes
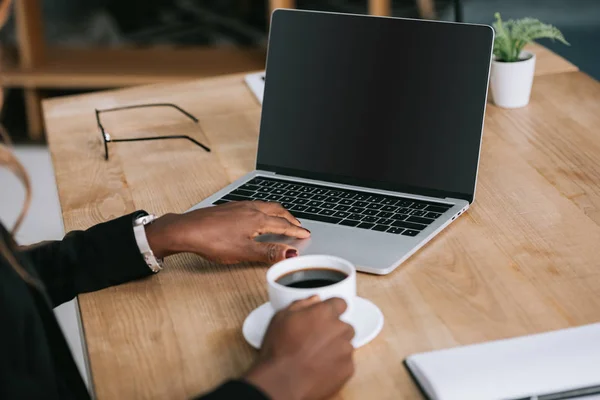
[247,242,299,264]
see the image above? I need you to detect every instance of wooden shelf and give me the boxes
[1,46,266,88]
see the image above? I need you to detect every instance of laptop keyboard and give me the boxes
[213,177,453,236]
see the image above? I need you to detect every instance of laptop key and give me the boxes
[299,186,315,193]
[319,209,336,216]
[257,187,272,193]
[362,216,379,223]
[411,203,427,210]
[240,184,260,191]
[392,221,427,231]
[377,211,394,218]
[326,196,342,203]
[339,219,360,227]
[286,184,302,191]
[292,204,308,212]
[273,182,289,189]
[372,224,389,232]
[333,211,350,218]
[366,203,383,210]
[381,198,398,205]
[357,222,375,229]
[286,190,301,197]
[339,199,355,206]
[293,198,309,205]
[298,192,313,199]
[266,194,282,201]
[326,190,343,196]
[410,209,426,216]
[256,179,275,187]
[306,207,321,214]
[398,207,412,214]
[347,213,364,221]
[232,189,255,197]
[252,192,269,199]
[392,213,408,221]
[354,201,369,208]
[366,195,384,203]
[339,192,356,199]
[387,227,404,234]
[312,194,327,201]
[426,205,451,213]
[223,194,253,202]
[377,218,394,225]
[396,200,413,207]
[362,209,379,216]
[313,188,328,195]
[349,207,366,214]
[292,211,342,225]
[334,205,351,211]
[282,202,294,209]
[307,200,323,207]
[272,188,286,195]
[281,196,295,203]
[353,193,370,201]
[407,216,434,225]
[381,205,398,212]
[425,212,442,219]
[322,202,338,209]
[402,229,419,237]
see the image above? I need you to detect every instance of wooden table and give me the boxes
[43,45,600,399]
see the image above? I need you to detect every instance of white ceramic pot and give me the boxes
[490,51,536,109]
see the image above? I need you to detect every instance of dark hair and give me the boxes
[0,144,41,287]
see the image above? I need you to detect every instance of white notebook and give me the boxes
[244,71,265,104]
[405,323,600,400]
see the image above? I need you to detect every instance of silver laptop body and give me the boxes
[190,10,494,275]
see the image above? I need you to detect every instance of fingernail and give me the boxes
[285,249,298,259]
[304,228,311,234]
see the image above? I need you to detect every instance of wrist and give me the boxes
[244,359,301,400]
[144,213,181,259]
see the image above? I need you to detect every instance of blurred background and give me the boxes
[0,0,598,142]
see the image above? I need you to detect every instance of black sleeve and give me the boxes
[19,212,154,307]
[195,380,269,400]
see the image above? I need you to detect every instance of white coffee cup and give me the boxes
[267,255,356,321]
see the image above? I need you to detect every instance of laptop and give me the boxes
[190,10,494,275]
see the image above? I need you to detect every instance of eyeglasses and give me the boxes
[95,103,211,160]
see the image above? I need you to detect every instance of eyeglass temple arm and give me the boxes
[95,104,198,122]
[110,135,211,152]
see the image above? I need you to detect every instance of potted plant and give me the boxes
[491,13,569,108]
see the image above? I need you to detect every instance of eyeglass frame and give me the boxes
[95,103,211,161]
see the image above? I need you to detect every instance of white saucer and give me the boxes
[243,297,384,349]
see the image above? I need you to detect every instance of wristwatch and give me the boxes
[133,212,164,273]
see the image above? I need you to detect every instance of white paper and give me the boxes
[405,323,600,400]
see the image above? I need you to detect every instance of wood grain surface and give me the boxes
[43,46,598,399]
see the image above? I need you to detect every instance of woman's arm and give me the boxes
[19,202,310,308]
[20,212,152,307]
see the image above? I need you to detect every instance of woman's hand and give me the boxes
[244,296,355,400]
[145,201,311,263]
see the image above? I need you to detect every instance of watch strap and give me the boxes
[133,213,164,273]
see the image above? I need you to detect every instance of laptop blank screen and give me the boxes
[257,10,493,202]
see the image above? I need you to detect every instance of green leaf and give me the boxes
[492,13,569,62]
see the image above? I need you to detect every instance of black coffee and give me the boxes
[276,268,348,289]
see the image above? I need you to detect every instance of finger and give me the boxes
[322,297,348,318]
[246,241,299,264]
[254,216,311,239]
[287,295,321,311]
[340,322,356,342]
[252,201,303,227]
